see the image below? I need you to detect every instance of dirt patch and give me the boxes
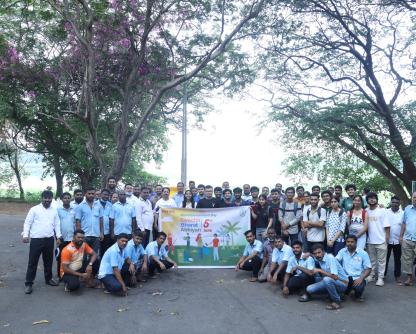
[0,202,33,215]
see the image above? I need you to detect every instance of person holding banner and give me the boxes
[145,232,177,277]
[235,230,263,282]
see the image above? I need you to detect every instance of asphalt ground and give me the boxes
[0,212,415,334]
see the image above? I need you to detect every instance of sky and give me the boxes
[2,96,293,192]
[145,96,292,189]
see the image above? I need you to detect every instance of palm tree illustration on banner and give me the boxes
[221,221,241,246]
[217,228,228,245]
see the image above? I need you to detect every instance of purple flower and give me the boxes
[120,38,130,49]
[109,0,118,9]
[8,47,18,63]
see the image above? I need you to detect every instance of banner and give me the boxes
[160,206,251,268]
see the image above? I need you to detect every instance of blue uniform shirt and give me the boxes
[125,239,145,265]
[243,239,263,259]
[336,247,372,280]
[403,205,416,241]
[99,201,112,235]
[75,200,103,237]
[110,202,136,235]
[286,254,315,276]
[173,193,184,208]
[98,242,127,278]
[271,244,293,264]
[315,253,349,281]
[57,206,75,242]
[145,240,168,262]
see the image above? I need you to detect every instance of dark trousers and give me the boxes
[143,229,151,248]
[100,274,129,293]
[385,244,401,278]
[327,241,345,256]
[25,237,55,286]
[240,255,262,277]
[287,274,314,293]
[307,241,324,253]
[148,259,173,275]
[85,236,100,258]
[100,234,114,257]
[57,241,70,279]
[345,278,366,298]
[61,256,99,291]
[288,233,299,246]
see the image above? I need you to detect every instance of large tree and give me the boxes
[1,0,263,189]
[257,0,416,201]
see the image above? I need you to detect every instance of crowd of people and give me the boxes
[21,178,416,310]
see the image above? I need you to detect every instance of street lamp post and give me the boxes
[181,83,187,185]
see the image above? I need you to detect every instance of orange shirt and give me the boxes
[60,241,93,277]
[213,238,220,248]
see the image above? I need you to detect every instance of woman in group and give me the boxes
[326,197,346,255]
[182,190,196,208]
[251,194,273,241]
[347,195,368,249]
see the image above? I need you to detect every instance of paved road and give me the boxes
[0,213,415,334]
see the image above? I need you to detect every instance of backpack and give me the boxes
[306,207,322,221]
[280,200,299,217]
[348,209,366,223]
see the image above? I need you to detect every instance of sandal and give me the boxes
[249,277,258,282]
[326,302,341,310]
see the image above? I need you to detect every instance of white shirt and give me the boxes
[135,197,154,231]
[126,194,140,206]
[367,207,390,244]
[386,208,403,245]
[303,207,326,242]
[22,203,61,238]
[154,198,177,212]
[154,198,177,231]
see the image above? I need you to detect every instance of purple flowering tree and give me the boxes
[3,0,266,186]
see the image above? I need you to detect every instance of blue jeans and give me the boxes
[256,228,267,241]
[100,274,123,293]
[306,276,348,303]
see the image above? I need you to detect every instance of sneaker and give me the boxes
[367,275,375,283]
[376,278,384,286]
[103,289,111,294]
[24,285,33,294]
[64,283,70,292]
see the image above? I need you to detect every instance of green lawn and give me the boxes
[167,245,244,267]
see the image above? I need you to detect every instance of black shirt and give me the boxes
[253,204,273,228]
[197,198,216,209]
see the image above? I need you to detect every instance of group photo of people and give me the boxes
[21,177,416,310]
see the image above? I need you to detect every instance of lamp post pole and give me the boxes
[181,83,187,185]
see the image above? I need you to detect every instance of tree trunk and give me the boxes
[52,155,64,199]
[9,151,24,200]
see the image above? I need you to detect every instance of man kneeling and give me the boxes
[145,232,177,277]
[267,235,293,284]
[124,229,148,286]
[336,235,372,301]
[305,243,349,310]
[235,230,263,282]
[98,233,131,295]
[282,241,315,299]
[61,229,98,292]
